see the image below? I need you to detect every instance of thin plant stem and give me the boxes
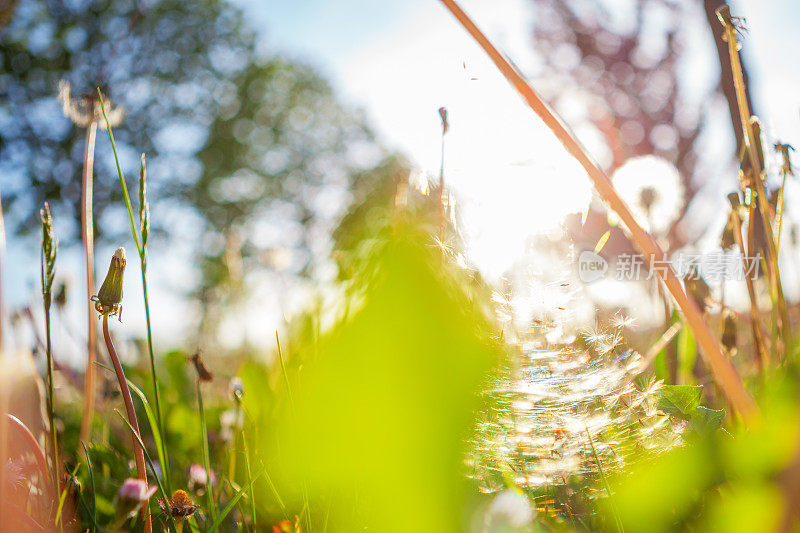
[98,91,170,494]
[80,119,98,445]
[587,429,624,533]
[102,314,152,533]
[775,172,788,252]
[437,0,757,424]
[728,194,770,373]
[276,332,312,530]
[80,442,97,533]
[197,379,217,524]
[242,433,259,527]
[40,204,60,511]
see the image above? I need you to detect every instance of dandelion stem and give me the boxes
[438,0,758,424]
[102,313,152,533]
[80,119,98,445]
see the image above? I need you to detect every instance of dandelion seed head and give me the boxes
[611,155,684,235]
[58,80,125,128]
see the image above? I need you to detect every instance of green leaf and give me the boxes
[657,385,703,417]
[691,406,726,435]
[209,470,264,532]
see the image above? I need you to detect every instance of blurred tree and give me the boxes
[530,0,752,251]
[0,0,389,338]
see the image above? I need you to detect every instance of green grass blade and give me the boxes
[208,470,264,532]
[197,380,218,524]
[96,89,140,255]
[81,442,97,532]
[55,463,80,525]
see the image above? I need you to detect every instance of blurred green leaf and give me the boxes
[272,224,499,532]
[656,385,703,418]
[691,406,725,436]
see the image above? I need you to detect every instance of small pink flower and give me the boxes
[188,464,217,491]
[117,478,157,518]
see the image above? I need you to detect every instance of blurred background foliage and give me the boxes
[0,0,400,340]
[2,0,800,531]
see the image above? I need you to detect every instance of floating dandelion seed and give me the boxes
[611,155,684,235]
[58,80,124,128]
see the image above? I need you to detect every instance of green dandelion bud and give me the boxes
[94,247,126,316]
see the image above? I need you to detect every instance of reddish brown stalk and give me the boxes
[5,414,51,491]
[102,314,152,533]
[80,120,98,444]
[438,0,757,423]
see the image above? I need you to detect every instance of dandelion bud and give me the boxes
[190,351,214,382]
[438,106,449,134]
[116,477,156,519]
[774,142,795,176]
[95,247,125,315]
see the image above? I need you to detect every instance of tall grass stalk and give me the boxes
[438,0,758,423]
[717,6,788,357]
[40,203,61,505]
[79,117,99,444]
[97,89,171,494]
[773,142,794,252]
